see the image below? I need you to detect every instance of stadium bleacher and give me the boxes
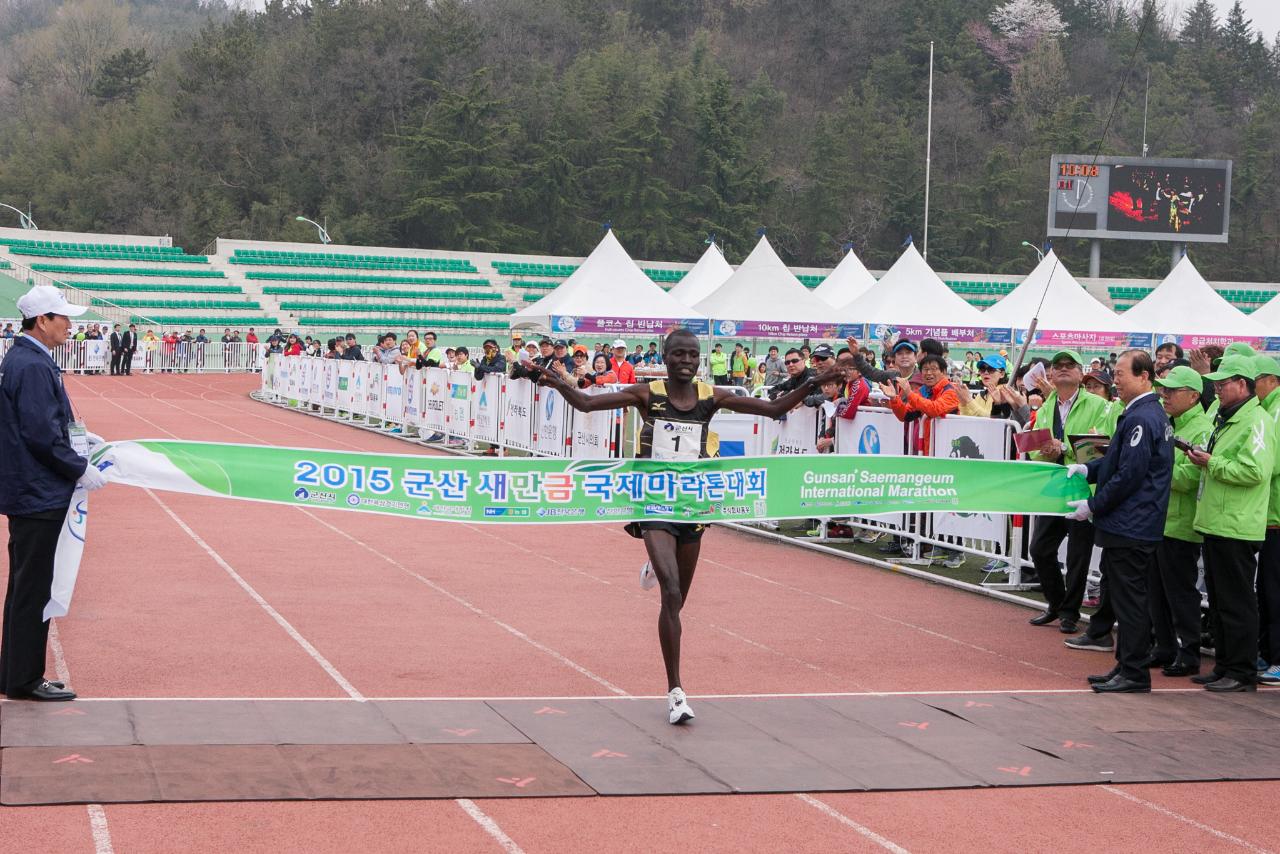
[230,248,478,273]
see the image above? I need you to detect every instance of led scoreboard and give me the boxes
[1047,155,1231,244]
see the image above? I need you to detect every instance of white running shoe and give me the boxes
[639,561,657,590]
[668,687,695,725]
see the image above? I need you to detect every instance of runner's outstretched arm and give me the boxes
[537,362,648,412]
[715,369,844,418]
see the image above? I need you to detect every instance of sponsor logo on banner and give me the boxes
[859,426,881,454]
[555,316,577,333]
[485,507,530,517]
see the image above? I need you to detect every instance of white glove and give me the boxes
[1065,463,1088,479]
[1064,498,1092,522]
[77,464,108,492]
[84,431,105,451]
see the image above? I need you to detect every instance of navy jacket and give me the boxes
[1085,391,1173,543]
[0,336,87,516]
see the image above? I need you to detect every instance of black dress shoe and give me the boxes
[1059,618,1079,634]
[11,680,76,701]
[1205,677,1256,693]
[1087,667,1120,685]
[1161,661,1201,678]
[1092,675,1151,693]
[1191,672,1224,685]
[1028,610,1058,626]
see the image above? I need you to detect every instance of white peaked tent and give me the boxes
[1117,255,1270,338]
[509,229,702,329]
[667,242,734,307]
[1242,291,1280,331]
[813,248,877,307]
[692,234,833,323]
[982,250,1125,331]
[839,244,988,327]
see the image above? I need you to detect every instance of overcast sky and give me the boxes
[1205,0,1280,40]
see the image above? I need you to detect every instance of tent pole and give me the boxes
[922,40,934,261]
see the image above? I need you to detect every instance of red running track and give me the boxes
[0,373,1277,853]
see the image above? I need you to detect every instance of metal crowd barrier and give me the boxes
[0,339,267,373]
[259,355,1041,585]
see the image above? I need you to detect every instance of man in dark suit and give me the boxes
[0,286,108,702]
[108,323,123,375]
[1066,350,1174,693]
[121,324,137,375]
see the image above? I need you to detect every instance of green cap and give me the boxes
[1154,365,1204,392]
[1050,349,1083,367]
[1224,341,1258,359]
[1203,353,1259,382]
[1252,354,1280,378]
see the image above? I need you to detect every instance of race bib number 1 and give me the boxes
[652,419,702,461]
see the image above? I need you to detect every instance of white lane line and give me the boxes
[1100,786,1275,853]
[86,804,115,854]
[144,488,364,700]
[456,799,527,854]
[297,507,628,696]
[48,611,115,854]
[795,793,911,853]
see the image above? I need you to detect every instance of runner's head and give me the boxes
[663,327,701,384]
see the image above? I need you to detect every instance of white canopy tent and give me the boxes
[813,248,877,307]
[982,250,1126,331]
[509,229,702,330]
[1242,290,1280,331]
[1116,255,1270,339]
[692,234,834,324]
[838,244,988,328]
[666,242,734,308]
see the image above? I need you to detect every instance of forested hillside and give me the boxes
[0,0,1277,281]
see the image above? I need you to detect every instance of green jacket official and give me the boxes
[1194,361,1275,543]
[1165,396,1213,543]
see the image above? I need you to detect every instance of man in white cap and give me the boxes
[0,286,108,702]
[609,338,636,384]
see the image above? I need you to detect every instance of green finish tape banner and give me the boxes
[92,440,1089,524]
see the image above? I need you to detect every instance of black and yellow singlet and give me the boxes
[637,379,720,460]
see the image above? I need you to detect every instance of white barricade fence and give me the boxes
[9,340,271,374]
[472,373,502,445]
[421,367,449,435]
[764,405,820,455]
[381,365,406,424]
[532,385,569,457]
[257,357,1036,576]
[929,416,1015,549]
[444,369,472,439]
[502,378,535,451]
[570,386,621,459]
[364,362,384,422]
[835,407,908,529]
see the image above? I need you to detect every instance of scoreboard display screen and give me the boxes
[1047,155,1231,244]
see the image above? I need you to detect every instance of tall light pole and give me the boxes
[0,202,37,230]
[1020,240,1044,262]
[295,216,331,245]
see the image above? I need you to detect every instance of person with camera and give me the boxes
[1186,354,1275,692]
[539,327,842,726]
[1148,364,1214,678]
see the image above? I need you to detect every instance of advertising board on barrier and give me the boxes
[421,368,448,433]
[503,378,535,451]
[94,439,1089,525]
[533,387,568,457]
[322,361,338,407]
[769,406,819,455]
[472,374,502,444]
[930,416,1011,545]
[446,370,471,436]
[336,361,355,411]
[402,369,421,424]
[570,387,617,459]
[382,367,406,424]
[708,411,764,457]
[836,407,907,526]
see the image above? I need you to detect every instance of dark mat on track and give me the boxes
[3,690,1279,804]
